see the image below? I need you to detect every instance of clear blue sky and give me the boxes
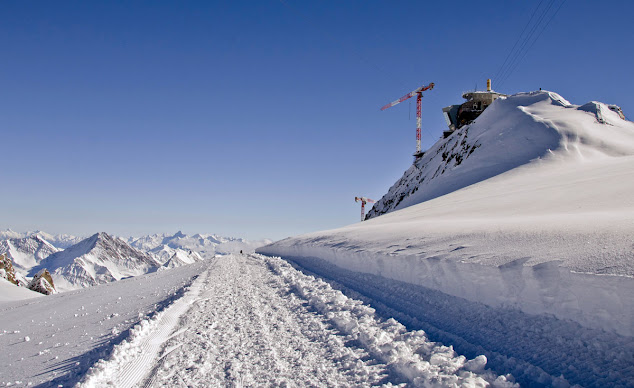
[1,1,632,240]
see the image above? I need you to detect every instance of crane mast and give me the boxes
[381,82,435,157]
[355,196,376,222]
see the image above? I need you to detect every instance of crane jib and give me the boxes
[380,82,434,111]
[380,82,434,156]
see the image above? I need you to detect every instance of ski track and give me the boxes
[78,260,212,387]
[77,253,513,387]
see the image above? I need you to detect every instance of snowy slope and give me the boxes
[0,277,42,302]
[0,235,60,273]
[0,254,517,387]
[258,91,634,337]
[31,232,160,291]
[0,261,207,387]
[367,91,634,218]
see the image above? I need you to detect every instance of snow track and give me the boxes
[77,254,511,387]
[78,262,211,387]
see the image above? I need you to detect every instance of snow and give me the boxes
[0,236,60,273]
[0,230,84,249]
[1,254,514,387]
[255,91,634,385]
[2,89,632,386]
[0,261,206,386]
[128,231,270,259]
[0,278,42,302]
[259,90,634,336]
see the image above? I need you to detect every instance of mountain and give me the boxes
[27,268,57,295]
[150,244,203,267]
[0,229,25,240]
[258,90,634,337]
[31,232,160,291]
[161,249,203,269]
[0,229,83,249]
[0,235,60,273]
[367,91,634,219]
[129,231,270,258]
[31,231,84,249]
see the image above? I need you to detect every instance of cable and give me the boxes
[494,0,546,82]
[498,0,567,88]
[497,0,558,87]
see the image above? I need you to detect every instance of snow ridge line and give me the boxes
[75,264,210,388]
[261,254,517,387]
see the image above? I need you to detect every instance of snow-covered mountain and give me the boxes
[0,229,84,249]
[161,249,203,269]
[0,235,60,273]
[259,90,634,337]
[367,91,633,218]
[0,229,25,240]
[31,232,160,291]
[129,231,270,258]
[0,229,269,291]
[32,231,84,249]
[150,244,203,267]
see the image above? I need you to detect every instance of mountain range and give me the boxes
[1,229,269,292]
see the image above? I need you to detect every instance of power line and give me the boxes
[497,0,557,87]
[493,0,546,82]
[497,0,567,89]
[499,0,568,88]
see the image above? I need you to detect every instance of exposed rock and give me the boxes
[27,268,57,295]
[0,254,19,286]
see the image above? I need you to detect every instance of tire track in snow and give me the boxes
[76,260,212,388]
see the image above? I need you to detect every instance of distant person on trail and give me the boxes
[240,250,243,254]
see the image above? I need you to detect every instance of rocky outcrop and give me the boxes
[27,269,57,295]
[0,254,19,286]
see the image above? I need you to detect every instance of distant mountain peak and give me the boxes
[32,232,159,290]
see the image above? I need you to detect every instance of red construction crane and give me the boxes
[355,196,376,222]
[381,82,435,157]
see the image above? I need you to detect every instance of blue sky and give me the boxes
[1,1,632,240]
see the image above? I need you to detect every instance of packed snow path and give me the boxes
[78,254,511,387]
